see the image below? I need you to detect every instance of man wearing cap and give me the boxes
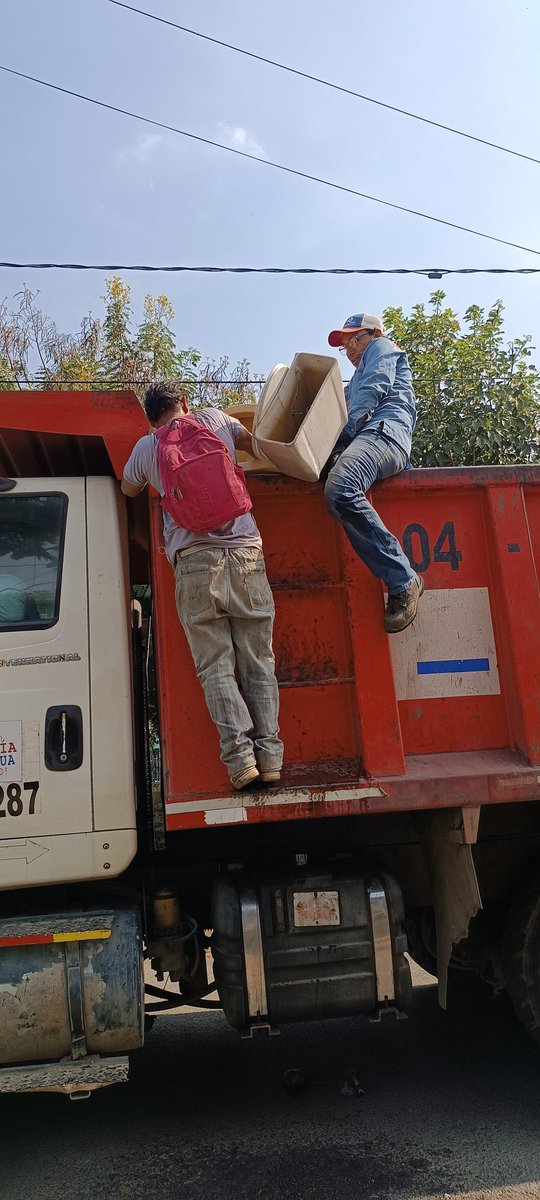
[325,312,423,633]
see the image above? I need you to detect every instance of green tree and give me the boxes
[196,356,260,408]
[99,278,200,391]
[0,279,257,405]
[383,292,540,466]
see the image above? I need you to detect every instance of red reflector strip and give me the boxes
[0,934,53,947]
[0,930,111,948]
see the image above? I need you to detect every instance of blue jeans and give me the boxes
[324,430,415,596]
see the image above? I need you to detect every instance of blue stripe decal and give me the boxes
[417,658,490,675]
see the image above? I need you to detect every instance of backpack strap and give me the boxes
[154,414,200,442]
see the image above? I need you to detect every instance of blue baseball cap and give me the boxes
[328,312,383,347]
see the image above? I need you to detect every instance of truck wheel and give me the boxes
[405,907,498,994]
[503,877,540,1046]
[405,909,438,976]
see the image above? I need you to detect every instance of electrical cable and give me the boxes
[106,0,540,167]
[1,63,539,256]
[1,263,540,275]
[0,379,267,386]
[1,373,534,392]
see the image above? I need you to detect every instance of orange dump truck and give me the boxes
[0,388,539,1097]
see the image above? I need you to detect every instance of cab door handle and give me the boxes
[45,706,83,771]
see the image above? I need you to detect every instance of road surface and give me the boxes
[2,966,539,1200]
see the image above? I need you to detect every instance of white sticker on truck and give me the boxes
[0,722,22,781]
[389,588,501,701]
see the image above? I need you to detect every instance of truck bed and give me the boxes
[152,467,540,830]
[1,392,538,833]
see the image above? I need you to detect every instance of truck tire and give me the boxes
[503,877,540,1046]
[405,909,438,976]
[405,907,498,995]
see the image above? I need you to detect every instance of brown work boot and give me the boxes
[384,575,425,634]
[230,764,260,790]
[259,769,281,785]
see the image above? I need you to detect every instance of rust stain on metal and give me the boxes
[276,651,339,684]
[293,890,341,927]
[0,963,71,1063]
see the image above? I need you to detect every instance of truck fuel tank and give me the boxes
[211,865,412,1033]
[0,906,144,1066]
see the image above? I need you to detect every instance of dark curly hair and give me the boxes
[144,380,189,424]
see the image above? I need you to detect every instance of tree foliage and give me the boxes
[1,284,537,460]
[383,292,540,466]
[197,356,259,407]
[0,279,259,406]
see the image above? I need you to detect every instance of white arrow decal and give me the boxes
[0,840,49,863]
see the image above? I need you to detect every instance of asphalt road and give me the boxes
[2,967,540,1200]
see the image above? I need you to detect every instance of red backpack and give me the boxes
[155,415,252,534]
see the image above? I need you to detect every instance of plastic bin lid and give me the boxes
[253,363,288,432]
[252,363,288,459]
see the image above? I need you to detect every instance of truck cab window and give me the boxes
[0,493,67,630]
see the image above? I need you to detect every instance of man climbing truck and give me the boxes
[0,387,539,1098]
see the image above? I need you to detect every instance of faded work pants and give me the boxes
[174,546,284,781]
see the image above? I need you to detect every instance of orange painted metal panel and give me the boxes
[1,391,539,831]
[152,467,540,825]
[0,390,146,478]
[398,695,509,756]
[273,587,353,684]
[154,467,540,825]
[524,486,540,594]
[338,532,405,777]
[483,485,540,764]
[164,750,540,832]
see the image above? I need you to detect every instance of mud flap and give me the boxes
[417,808,482,1008]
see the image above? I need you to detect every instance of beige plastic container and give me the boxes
[252,354,347,482]
[226,400,280,474]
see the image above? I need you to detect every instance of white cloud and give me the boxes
[218,124,265,158]
[116,133,166,165]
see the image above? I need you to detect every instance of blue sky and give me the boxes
[1,0,539,380]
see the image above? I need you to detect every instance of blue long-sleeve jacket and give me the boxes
[343,335,417,456]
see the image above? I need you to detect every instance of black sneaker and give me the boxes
[384,575,425,634]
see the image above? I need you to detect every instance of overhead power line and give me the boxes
[1,262,540,276]
[1,67,540,256]
[0,373,534,391]
[0,378,267,386]
[107,0,540,167]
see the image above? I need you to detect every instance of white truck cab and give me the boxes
[0,477,137,890]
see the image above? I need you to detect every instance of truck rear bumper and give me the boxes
[0,1054,129,1097]
[164,748,540,830]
